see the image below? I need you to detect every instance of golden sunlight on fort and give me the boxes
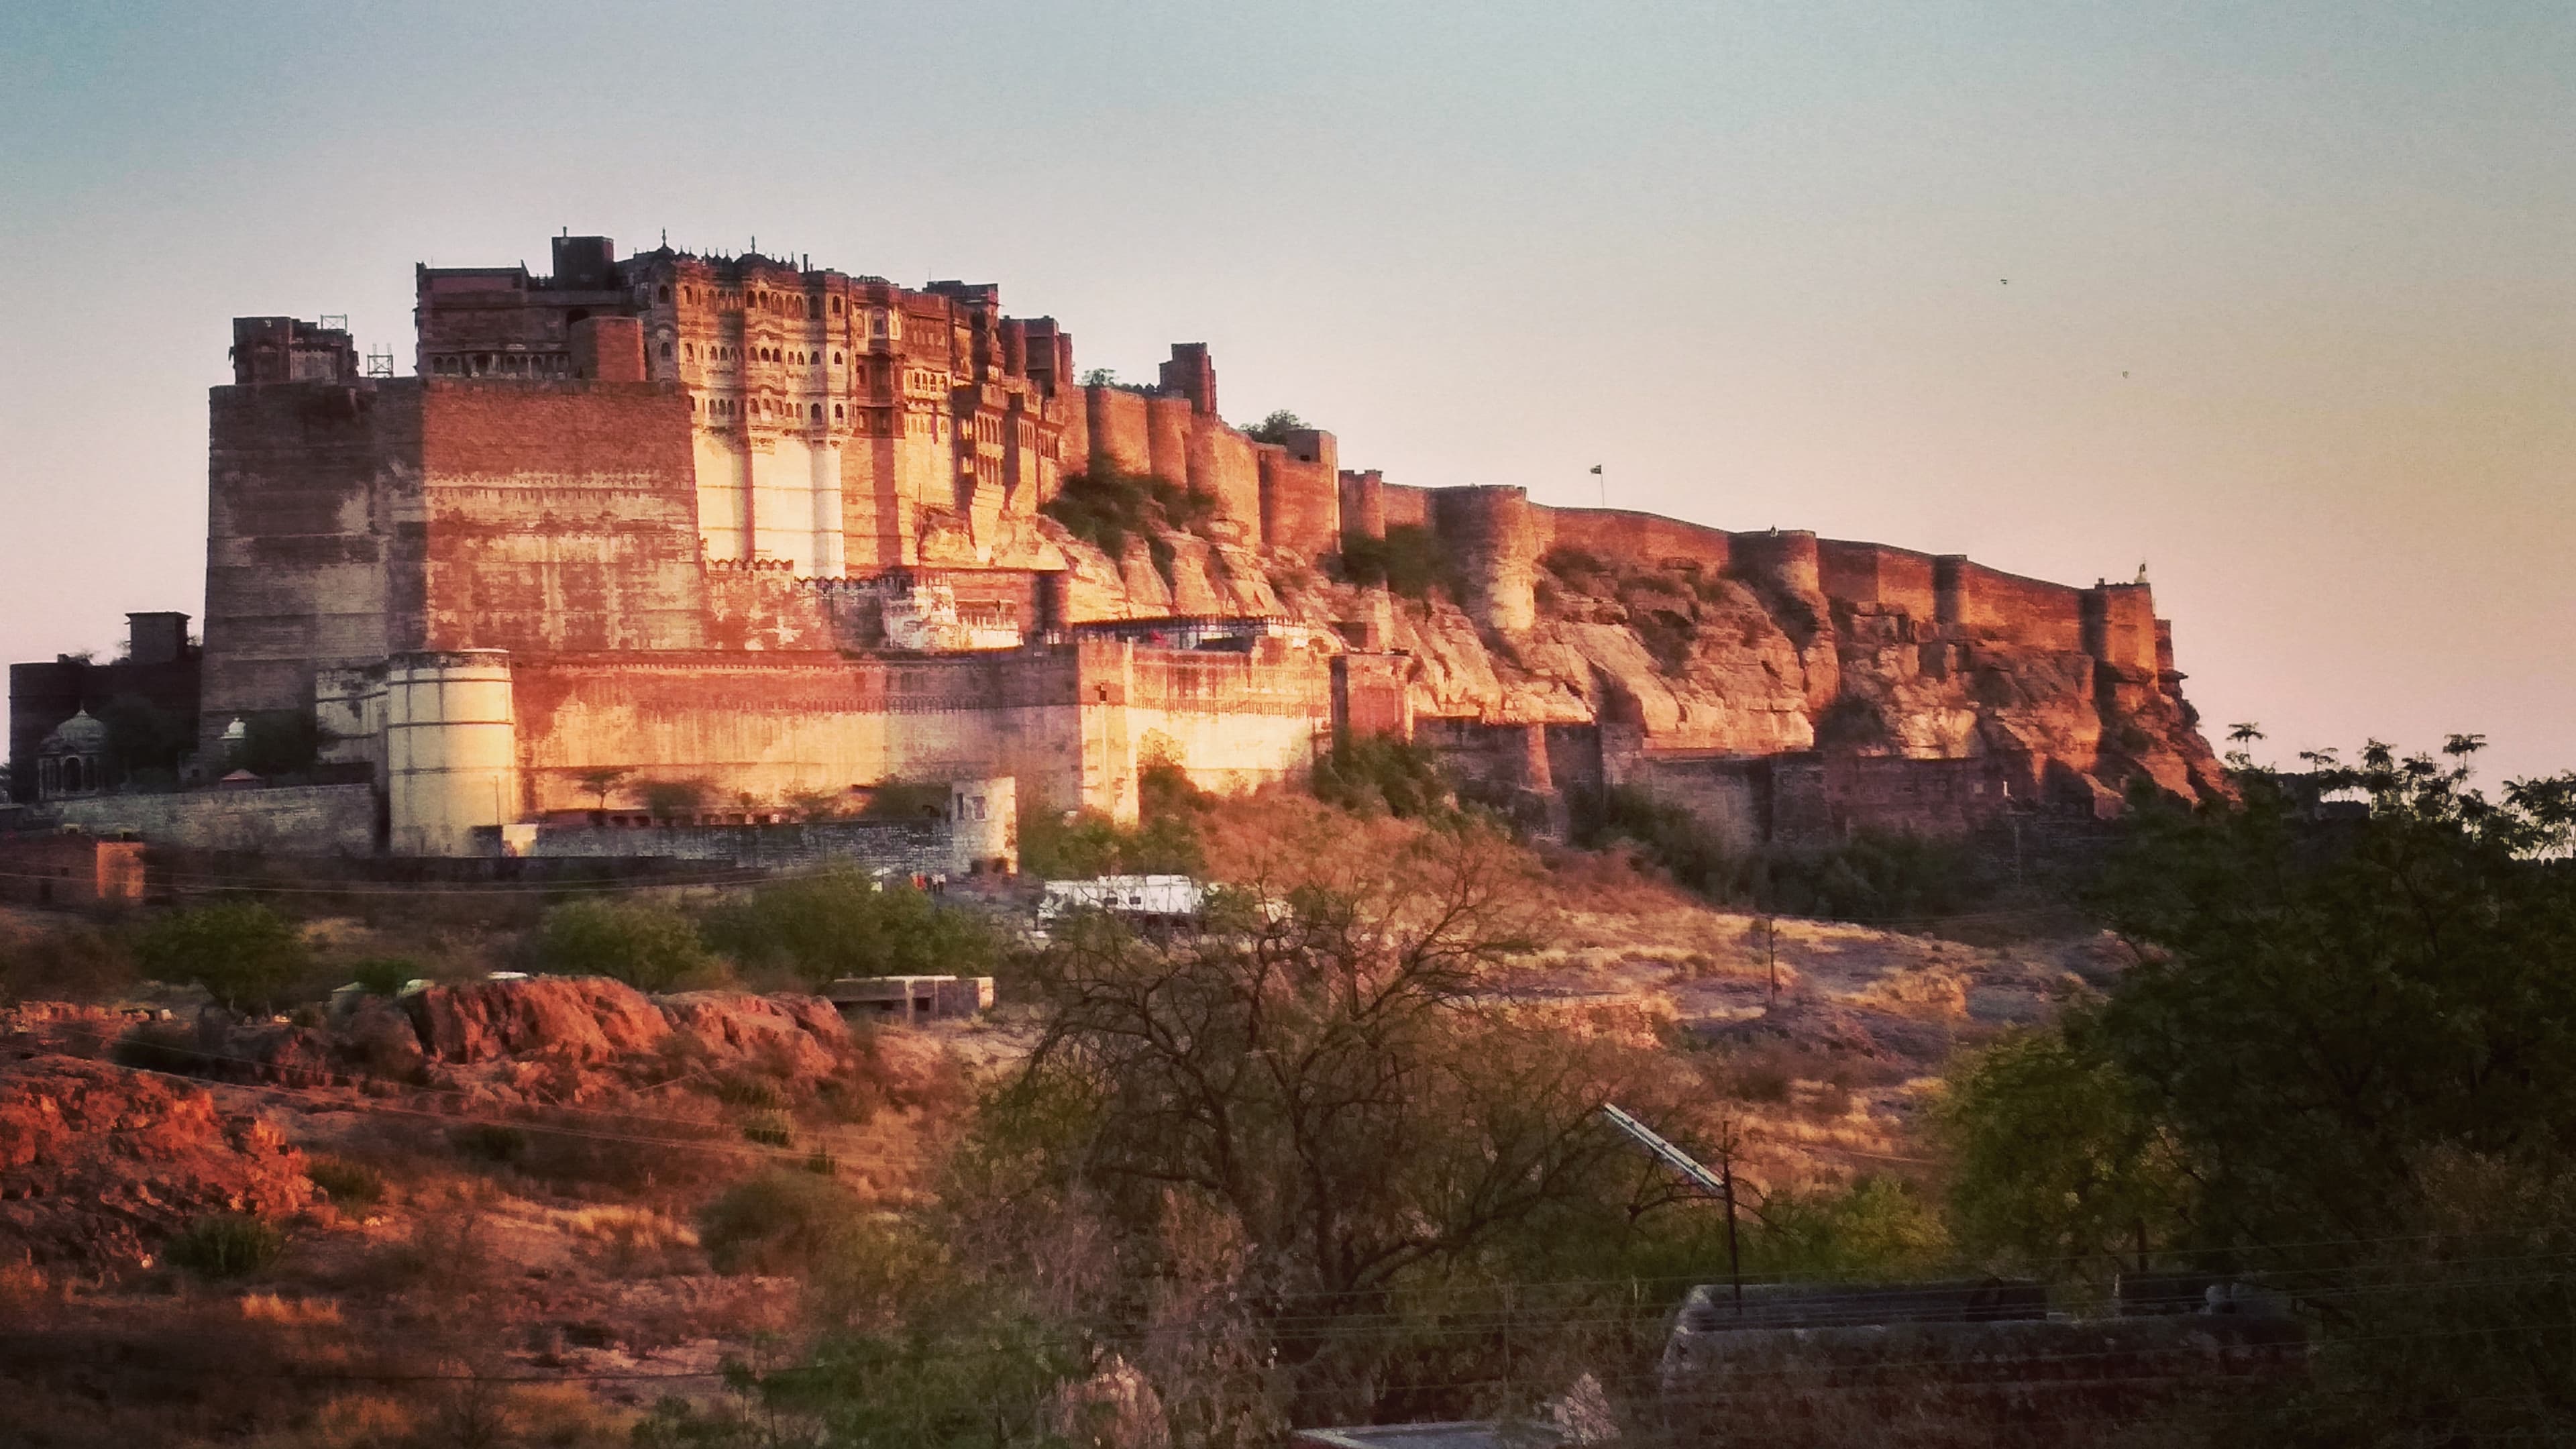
[8,233,2220,865]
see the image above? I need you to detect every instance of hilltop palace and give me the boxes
[5,233,2224,873]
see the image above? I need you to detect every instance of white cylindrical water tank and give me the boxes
[384,650,519,856]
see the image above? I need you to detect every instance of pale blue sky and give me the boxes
[4,1,2569,778]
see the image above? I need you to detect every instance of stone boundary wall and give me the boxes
[523,817,950,874]
[1085,388,1154,478]
[1119,641,1336,717]
[47,784,377,855]
[510,649,1089,816]
[1258,450,1340,557]
[507,640,1340,826]
[0,833,148,908]
[1188,417,1263,533]
[1615,752,1772,854]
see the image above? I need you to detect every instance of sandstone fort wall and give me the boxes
[502,639,1331,826]
[418,382,708,655]
[1817,539,1940,617]
[2083,582,2159,676]
[1337,470,1387,540]
[1146,394,1193,494]
[1379,481,1433,531]
[1189,421,1265,539]
[156,239,2214,860]
[1258,439,1340,557]
[510,651,1088,818]
[1085,387,1154,479]
[201,380,419,748]
[1937,558,2084,650]
[1538,508,1737,573]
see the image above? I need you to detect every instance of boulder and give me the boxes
[656,991,849,1080]
[405,977,671,1064]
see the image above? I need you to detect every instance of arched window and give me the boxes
[831,297,842,316]
[811,403,822,421]
[660,341,672,358]
[833,351,843,365]
[833,403,844,420]
[657,284,671,302]
[60,757,82,793]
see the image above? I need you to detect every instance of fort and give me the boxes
[6,233,2225,861]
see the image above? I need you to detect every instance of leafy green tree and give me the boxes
[857,780,951,820]
[784,787,847,822]
[98,692,192,786]
[345,955,424,996]
[1039,468,1212,557]
[1243,408,1306,445]
[639,777,710,822]
[1941,1025,2190,1282]
[527,898,715,991]
[134,900,311,1011]
[1335,523,1454,600]
[2084,747,2576,1253]
[1311,733,1452,819]
[229,711,323,778]
[700,869,1001,985]
[1016,757,1207,878]
[1946,743,2576,1443]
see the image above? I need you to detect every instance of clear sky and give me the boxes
[3,1,2569,780]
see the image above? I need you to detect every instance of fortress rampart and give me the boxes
[27,227,2218,859]
[1406,489,2148,674]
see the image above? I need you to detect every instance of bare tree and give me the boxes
[1006,825,1697,1419]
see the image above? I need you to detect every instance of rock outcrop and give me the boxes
[404,976,676,1065]
[0,1055,313,1267]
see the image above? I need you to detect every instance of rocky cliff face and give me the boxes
[1038,517,2229,810]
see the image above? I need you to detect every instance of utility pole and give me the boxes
[1721,1156,1743,1314]
[1601,1102,1746,1313]
[1765,915,1778,1003]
